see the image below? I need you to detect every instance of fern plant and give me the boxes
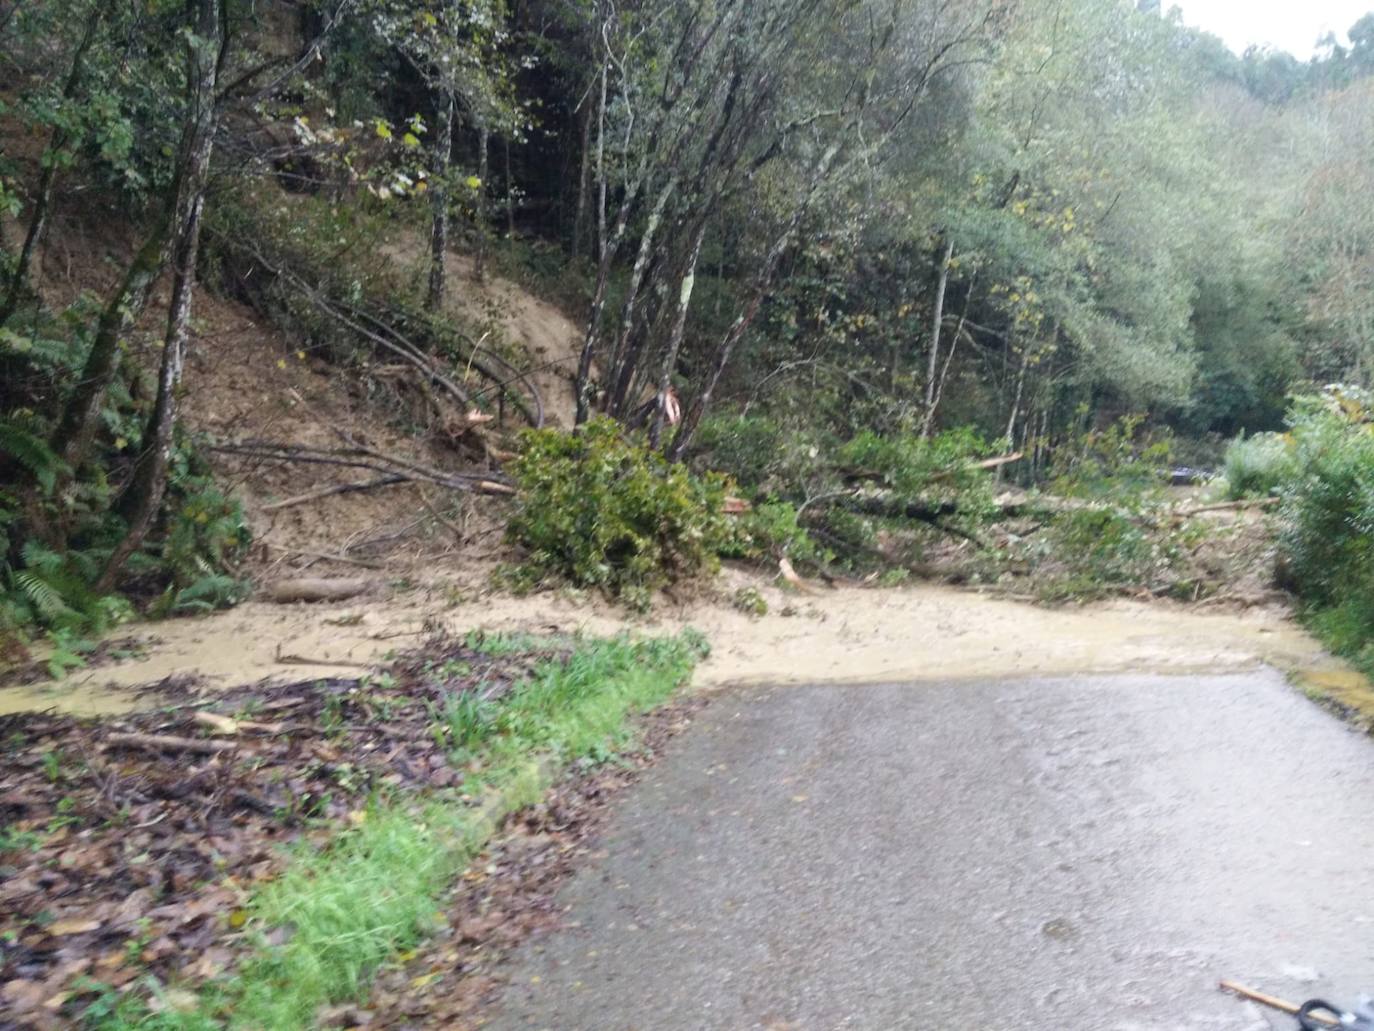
[0,421,66,493]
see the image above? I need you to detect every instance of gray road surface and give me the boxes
[486,671,1374,1030]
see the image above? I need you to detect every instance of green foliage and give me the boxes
[1224,388,1374,674]
[1275,391,1374,610]
[506,419,733,608]
[0,421,67,494]
[840,428,996,502]
[721,501,826,566]
[1037,508,1174,601]
[731,586,768,616]
[1222,432,1296,499]
[693,414,830,499]
[1050,414,1172,505]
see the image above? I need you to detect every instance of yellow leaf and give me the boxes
[228,909,249,929]
[48,917,101,936]
[114,436,128,450]
[402,132,421,148]
[375,120,392,140]
[348,809,367,827]
[296,350,306,360]
[410,972,442,989]
[465,175,482,189]
[276,359,287,370]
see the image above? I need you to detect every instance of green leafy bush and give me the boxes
[1242,387,1374,676]
[1050,413,1172,504]
[506,419,733,608]
[721,500,827,566]
[1222,431,1295,499]
[1038,507,1174,600]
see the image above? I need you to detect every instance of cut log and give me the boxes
[1175,496,1280,517]
[266,577,372,603]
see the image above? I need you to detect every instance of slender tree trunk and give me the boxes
[473,124,490,283]
[927,271,975,437]
[572,98,592,258]
[593,57,608,267]
[49,216,170,475]
[98,0,223,592]
[1004,348,1027,450]
[648,222,706,448]
[0,7,106,326]
[605,176,676,400]
[667,140,842,461]
[426,89,455,311]
[572,176,648,424]
[504,135,515,238]
[919,238,954,438]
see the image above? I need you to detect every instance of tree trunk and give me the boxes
[593,57,608,268]
[919,238,954,438]
[473,124,490,283]
[572,97,592,258]
[573,175,648,424]
[927,270,975,437]
[504,135,515,238]
[648,222,706,447]
[425,89,455,311]
[97,0,223,593]
[0,7,106,327]
[605,176,676,403]
[667,140,842,461]
[49,214,170,475]
[1004,348,1027,450]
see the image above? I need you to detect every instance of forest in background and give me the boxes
[2,0,1374,667]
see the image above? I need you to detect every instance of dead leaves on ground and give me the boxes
[0,640,559,1028]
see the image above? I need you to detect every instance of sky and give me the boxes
[1169,0,1373,57]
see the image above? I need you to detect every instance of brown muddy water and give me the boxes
[1,576,1364,718]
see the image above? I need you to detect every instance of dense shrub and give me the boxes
[1260,387,1374,674]
[1035,507,1182,601]
[721,500,828,566]
[506,419,734,608]
[1222,432,1295,499]
[1049,414,1172,503]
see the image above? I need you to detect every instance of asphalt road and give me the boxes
[486,671,1374,1030]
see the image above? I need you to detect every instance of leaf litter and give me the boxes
[0,635,568,1029]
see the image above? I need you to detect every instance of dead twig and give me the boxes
[261,476,408,512]
[105,732,239,755]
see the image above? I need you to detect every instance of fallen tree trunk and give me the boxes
[210,440,515,495]
[1174,496,1280,517]
[266,577,372,603]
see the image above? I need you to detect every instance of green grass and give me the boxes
[88,631,706,1030]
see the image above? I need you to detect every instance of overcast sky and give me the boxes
[1170,1,1373,57]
